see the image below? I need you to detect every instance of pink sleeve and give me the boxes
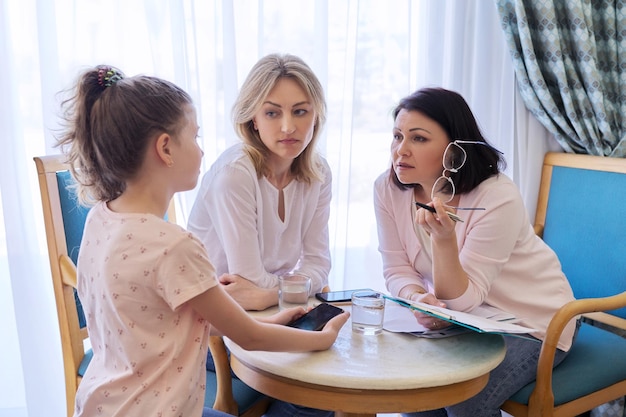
[443,178,530,311]
[374,174,429,296]
[156,231,218,310]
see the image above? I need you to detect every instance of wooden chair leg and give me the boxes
[209,335,239,415]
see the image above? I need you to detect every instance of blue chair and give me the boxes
[501,152,626,417]
[34,155,270,417]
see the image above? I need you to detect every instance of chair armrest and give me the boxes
[582,311,626,332]
[529,291,626,416]
[59,254,78,288]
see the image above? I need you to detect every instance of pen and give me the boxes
[414,201,463,223]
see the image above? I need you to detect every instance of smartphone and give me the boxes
[286,303,345,331]
[315,289,374,303]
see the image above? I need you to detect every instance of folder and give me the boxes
[383,295,537,336]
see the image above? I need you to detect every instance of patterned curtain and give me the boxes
[496,0,626,157]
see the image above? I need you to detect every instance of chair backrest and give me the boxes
[34,155,177,417]
[534,152,626,319]
[34,155,90,417]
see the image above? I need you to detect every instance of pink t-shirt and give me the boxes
[374,172,576,351]
[74,202,217,417]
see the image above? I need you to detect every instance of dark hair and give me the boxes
[56,65,193,205]
[389,87,505,193]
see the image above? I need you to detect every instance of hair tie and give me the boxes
[97,66,124,88]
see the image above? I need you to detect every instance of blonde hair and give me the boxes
[232,53,327,183]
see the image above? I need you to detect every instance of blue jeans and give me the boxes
[262,401,333,417]
[401,324,579,417]
[202,407,233,417]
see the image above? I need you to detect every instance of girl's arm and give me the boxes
[188,284,350,352]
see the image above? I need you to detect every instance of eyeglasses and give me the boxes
[431,140,488,210]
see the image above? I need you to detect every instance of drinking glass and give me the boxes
[278,273,311,311]
[351,290,385,335]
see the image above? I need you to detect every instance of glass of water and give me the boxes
[278,273,311,311]
[351,290,385,335]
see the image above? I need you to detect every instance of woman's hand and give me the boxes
[415,197,457,241]
[411,292,451,331]
[218,273,278,311]
[415,197,468,300]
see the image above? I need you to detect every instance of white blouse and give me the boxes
[187,144,331,293]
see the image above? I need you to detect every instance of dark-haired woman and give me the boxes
[374,87,577,417]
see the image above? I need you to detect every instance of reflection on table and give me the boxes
[225,303,506,417]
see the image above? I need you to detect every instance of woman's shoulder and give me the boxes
[374,171,410,205]
[203,144,257,184]
[467,173,525,210]
[316,153,331,171]
[374,171,402,195]
[213,143,253,170]
[374,170,391,187]
[475,173,520,196]
[313,153,332,182]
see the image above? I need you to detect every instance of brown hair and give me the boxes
[56,65,193,204]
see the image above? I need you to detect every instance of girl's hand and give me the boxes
[320,311,350,334]
[263,306,309,325]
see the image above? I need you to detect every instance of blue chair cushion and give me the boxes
[204,370,267,415]
[56,170,89,265]
[509,323,626,405]
[77,349,93,377]
[57,170,90,328]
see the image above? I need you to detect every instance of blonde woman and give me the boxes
[188,53,334,417]
[188,53,331,311]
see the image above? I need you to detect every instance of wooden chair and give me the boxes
[501,152,626,417]
[34,155,269,417]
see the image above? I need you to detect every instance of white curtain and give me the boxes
[0,1,560,416]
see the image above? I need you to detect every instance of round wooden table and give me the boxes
[225,304,506,416]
